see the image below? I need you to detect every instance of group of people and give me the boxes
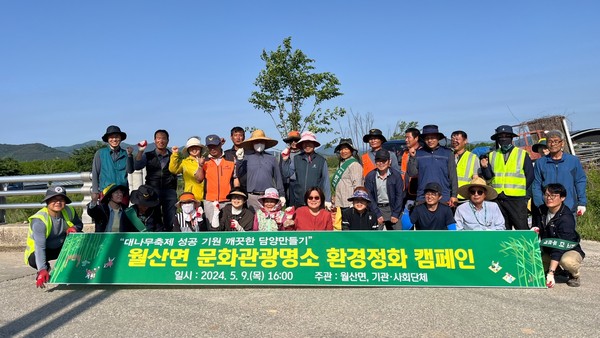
[26,123,588,288]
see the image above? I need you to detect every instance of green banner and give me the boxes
[49,231,545,288]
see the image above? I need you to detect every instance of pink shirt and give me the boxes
[293,206,333,231]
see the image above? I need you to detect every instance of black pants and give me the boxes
[496,198,529,230]
[27,247,62,271]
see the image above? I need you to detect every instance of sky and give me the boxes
[1,1,599,151]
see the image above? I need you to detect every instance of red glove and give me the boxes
[66,227,77,235]
[36,269,50,288]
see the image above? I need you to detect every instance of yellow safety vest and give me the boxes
[24,206,76,264]
[489,148,527,197]
[456,151,478,199]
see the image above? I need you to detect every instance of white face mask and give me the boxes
[253,143,265,153]
[181,204,195,214]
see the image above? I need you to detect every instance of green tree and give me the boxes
[249,37,346,138]
[0,157,22,176]
[20,159,77,175]
[71,142,105,171]
[389,121,419,140]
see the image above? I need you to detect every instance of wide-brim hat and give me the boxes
[101,184,128,204]
[457,177,498,201]
[421,125,445,140]
[240,129,278,150]
[226,187,248,200]
[334,138,357,153]
[130,185,160,207]
[175,192,200,207]
[532,138,547,153]
[258,187,280,201]
[283,130,301,143]
[102,125,127,142]
[296,131,321,148]
[182,137,205,156]
[347,190,371,203]
[363,128,387,143]
[491,125,518,141]
[42,185,72,204]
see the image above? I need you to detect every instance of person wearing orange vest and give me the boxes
[195,134,237,230]
[451,130,480,202]
[24,186,83,288]
[480,125,534,230]
[361,128,400,178]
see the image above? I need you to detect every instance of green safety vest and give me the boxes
[489,148,527,197]
[24,206,76,264]
[456,151,478,199]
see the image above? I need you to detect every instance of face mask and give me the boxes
[500,143,514,153]
[181,204,195,214]
[497,137,512,147]
[254,143,265,153]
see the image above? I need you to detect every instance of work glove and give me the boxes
[531,227,540,234]
[546,273,555,288]
[324,201,333,210]
[231,220,244,232]
[137,140,148,152]
[281,147,291,160]
[36,269,50,288]
[66,227,77,235]
[279,196,286,207]
[577,206,586,216]
[236,148,244,160]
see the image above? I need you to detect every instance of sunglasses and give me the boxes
[307,196,321,201]
[469,189,486,196]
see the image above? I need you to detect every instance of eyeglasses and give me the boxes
[544,193,561,200]
[469,189,485,196]
[547,139,563,145]
[307,196,321,201]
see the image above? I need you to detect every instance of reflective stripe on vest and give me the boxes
[489,148,527,196]
[24,206,76,264]
[456,151,477,199]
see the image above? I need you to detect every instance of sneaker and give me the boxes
[567,277,580,287]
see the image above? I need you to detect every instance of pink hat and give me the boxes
[258,188,280,201]
[296,131,321,148]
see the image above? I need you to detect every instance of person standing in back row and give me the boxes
[281,131,332,209]
[134,129,178,231]
[480,125,534,230]
[407,125,458,207]
[361,128,400,178]
[91,125,135,204]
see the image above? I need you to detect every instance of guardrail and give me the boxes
[0,171,146,224]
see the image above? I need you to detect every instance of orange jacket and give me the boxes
[202,158,235,202]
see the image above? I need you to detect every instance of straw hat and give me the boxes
[240,129,278,150]
[457,177,498,201]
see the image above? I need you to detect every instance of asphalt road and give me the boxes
[1,241,599,337]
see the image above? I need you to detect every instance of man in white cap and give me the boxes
[281,131,332,208]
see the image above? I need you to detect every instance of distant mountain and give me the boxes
[55,140,103,154]
[0,143,70,161]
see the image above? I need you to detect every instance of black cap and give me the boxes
[374,149,390,161]
[363,128,388,143]
[424,182,442,194]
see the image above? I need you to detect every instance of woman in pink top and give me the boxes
[289,187,333,231]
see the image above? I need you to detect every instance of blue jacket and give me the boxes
[533,153,587,211]
[364,168,405,219]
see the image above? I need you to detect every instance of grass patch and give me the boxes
[3,194,84,224]
[578,167,600,241]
